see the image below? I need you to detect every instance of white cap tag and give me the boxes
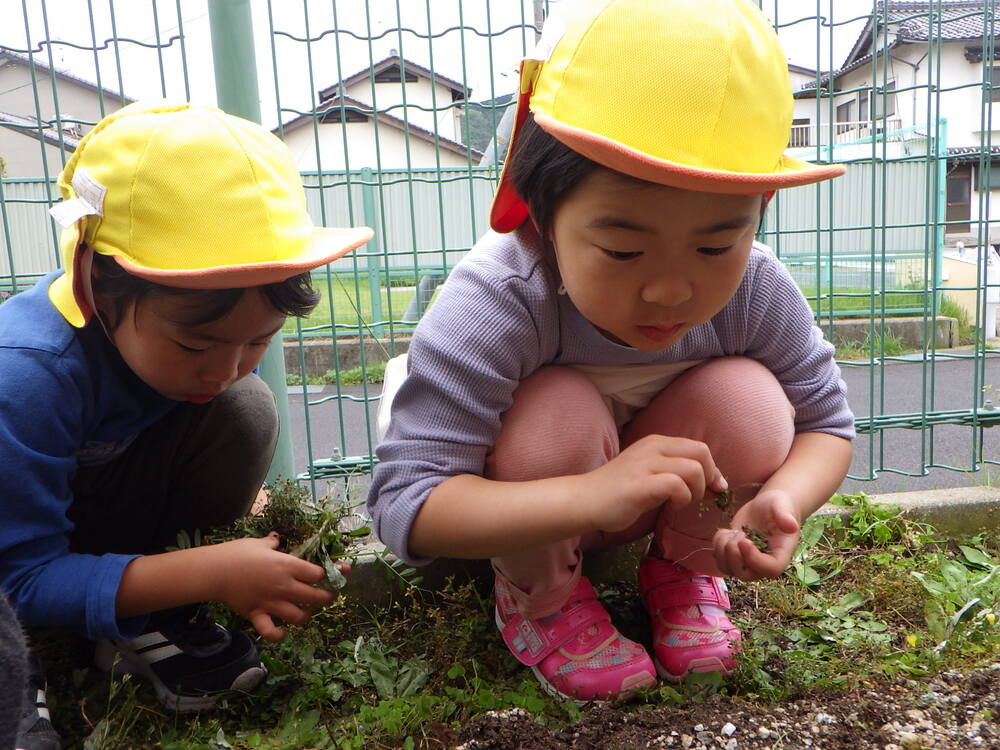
[49,197,98,228]
[71,167,106,217]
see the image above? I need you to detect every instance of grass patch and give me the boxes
[939,294,978,345]
[799,284,931,318]
[834,327,911,361]
[286,361,386,386]
[43,490,1000,749]
[282,279,441,338]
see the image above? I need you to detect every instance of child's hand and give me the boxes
[712,488,800,581]
[584,435,726,533]
[209,534,342,642]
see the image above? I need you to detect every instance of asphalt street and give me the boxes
[286,350,1000,501]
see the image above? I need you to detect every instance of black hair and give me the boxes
[507,112,602,239]
[89,249,321,329]
[507,113,770,238]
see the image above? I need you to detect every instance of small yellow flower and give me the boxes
[987,613,996,626]
[905,634,918,647]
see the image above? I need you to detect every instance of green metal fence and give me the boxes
[0,0,998,498]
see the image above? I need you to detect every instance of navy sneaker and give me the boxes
[94,605,266,712]
[15,655,61,750]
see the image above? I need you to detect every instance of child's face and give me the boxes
[107,289,286,402]
[548,170,762,352]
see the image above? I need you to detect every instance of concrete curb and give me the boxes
[341,486,1000,607]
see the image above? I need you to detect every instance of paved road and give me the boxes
[286,350,1000,499]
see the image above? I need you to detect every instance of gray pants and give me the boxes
[67,374,279,555]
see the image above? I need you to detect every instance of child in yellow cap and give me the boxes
[0,101,372,739]
[368,0,854,703]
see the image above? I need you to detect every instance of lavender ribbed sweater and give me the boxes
[367,227,855,565]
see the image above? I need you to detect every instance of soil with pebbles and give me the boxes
[454,664,1000,750]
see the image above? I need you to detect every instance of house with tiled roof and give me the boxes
[0,47,130,178]
[277,54,481,172]
[789,1,999,236]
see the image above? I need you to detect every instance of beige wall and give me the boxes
[283,120,473,171]
[0,58,126,178]
[0,127,72,179]
[345,76,461,141]
[943,254,980,321]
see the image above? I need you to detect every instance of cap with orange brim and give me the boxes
[490,0,845,234]
[48,101,374,327]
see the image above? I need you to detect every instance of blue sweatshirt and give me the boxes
[0,273,176,640]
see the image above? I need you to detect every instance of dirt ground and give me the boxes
[454,664,1000,750]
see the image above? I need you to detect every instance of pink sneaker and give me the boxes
[495,576,656,703]
[638,557,742,682]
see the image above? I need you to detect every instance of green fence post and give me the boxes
[360,167,382,337]
[207,0,295,484]
[936,118,948,312]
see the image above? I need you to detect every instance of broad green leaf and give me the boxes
[959,545,996,569]
[829,591,865,616]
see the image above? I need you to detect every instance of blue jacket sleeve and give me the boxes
[0,348,144,640]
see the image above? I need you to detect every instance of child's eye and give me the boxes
[176,342,208,353]
[601,248,641,261]
[698,246,733,256]
[250,339,271,348]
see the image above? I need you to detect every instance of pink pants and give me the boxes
[487,357,795,619]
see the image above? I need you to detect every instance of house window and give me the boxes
[947,166,972,235]
[790,117,811,147]
[373,68,418,84]
[858,89,870,121]
[836,100,855,134]
[319,107,368,124]
[990,67,1000,102]
[873,80,896,119]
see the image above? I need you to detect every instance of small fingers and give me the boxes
[737,539,787,579]
[290,581,336,607]
[267,601,313,627]
[249,610,285,642]
[286,556,328,584]
[723,530,754,579]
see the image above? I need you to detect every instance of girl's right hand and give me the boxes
[208,535,338,642]
[582,434,726,533]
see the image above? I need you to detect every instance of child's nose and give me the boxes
[199,348,241,386]
[640,272,693,307]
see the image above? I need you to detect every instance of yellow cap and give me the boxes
[48,101,374,327]
[490,0,846,233]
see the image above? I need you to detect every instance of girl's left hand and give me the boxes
[711,489,800,581]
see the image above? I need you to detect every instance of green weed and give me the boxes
[938,295,977,345]
[42,493,999,749]
[834,327,912,361]
[286,361,386,387]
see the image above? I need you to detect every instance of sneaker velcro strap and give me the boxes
[500,592,611,667]
[644,576,730,612]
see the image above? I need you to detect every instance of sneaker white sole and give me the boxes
[94,639,267,713]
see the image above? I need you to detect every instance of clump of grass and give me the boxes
[938,294,977,345]
[286,360,387,387]
[835,327,911,360]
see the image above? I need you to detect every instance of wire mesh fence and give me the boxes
[0,0,997,498]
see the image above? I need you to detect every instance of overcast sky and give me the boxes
[0,1,875,130]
